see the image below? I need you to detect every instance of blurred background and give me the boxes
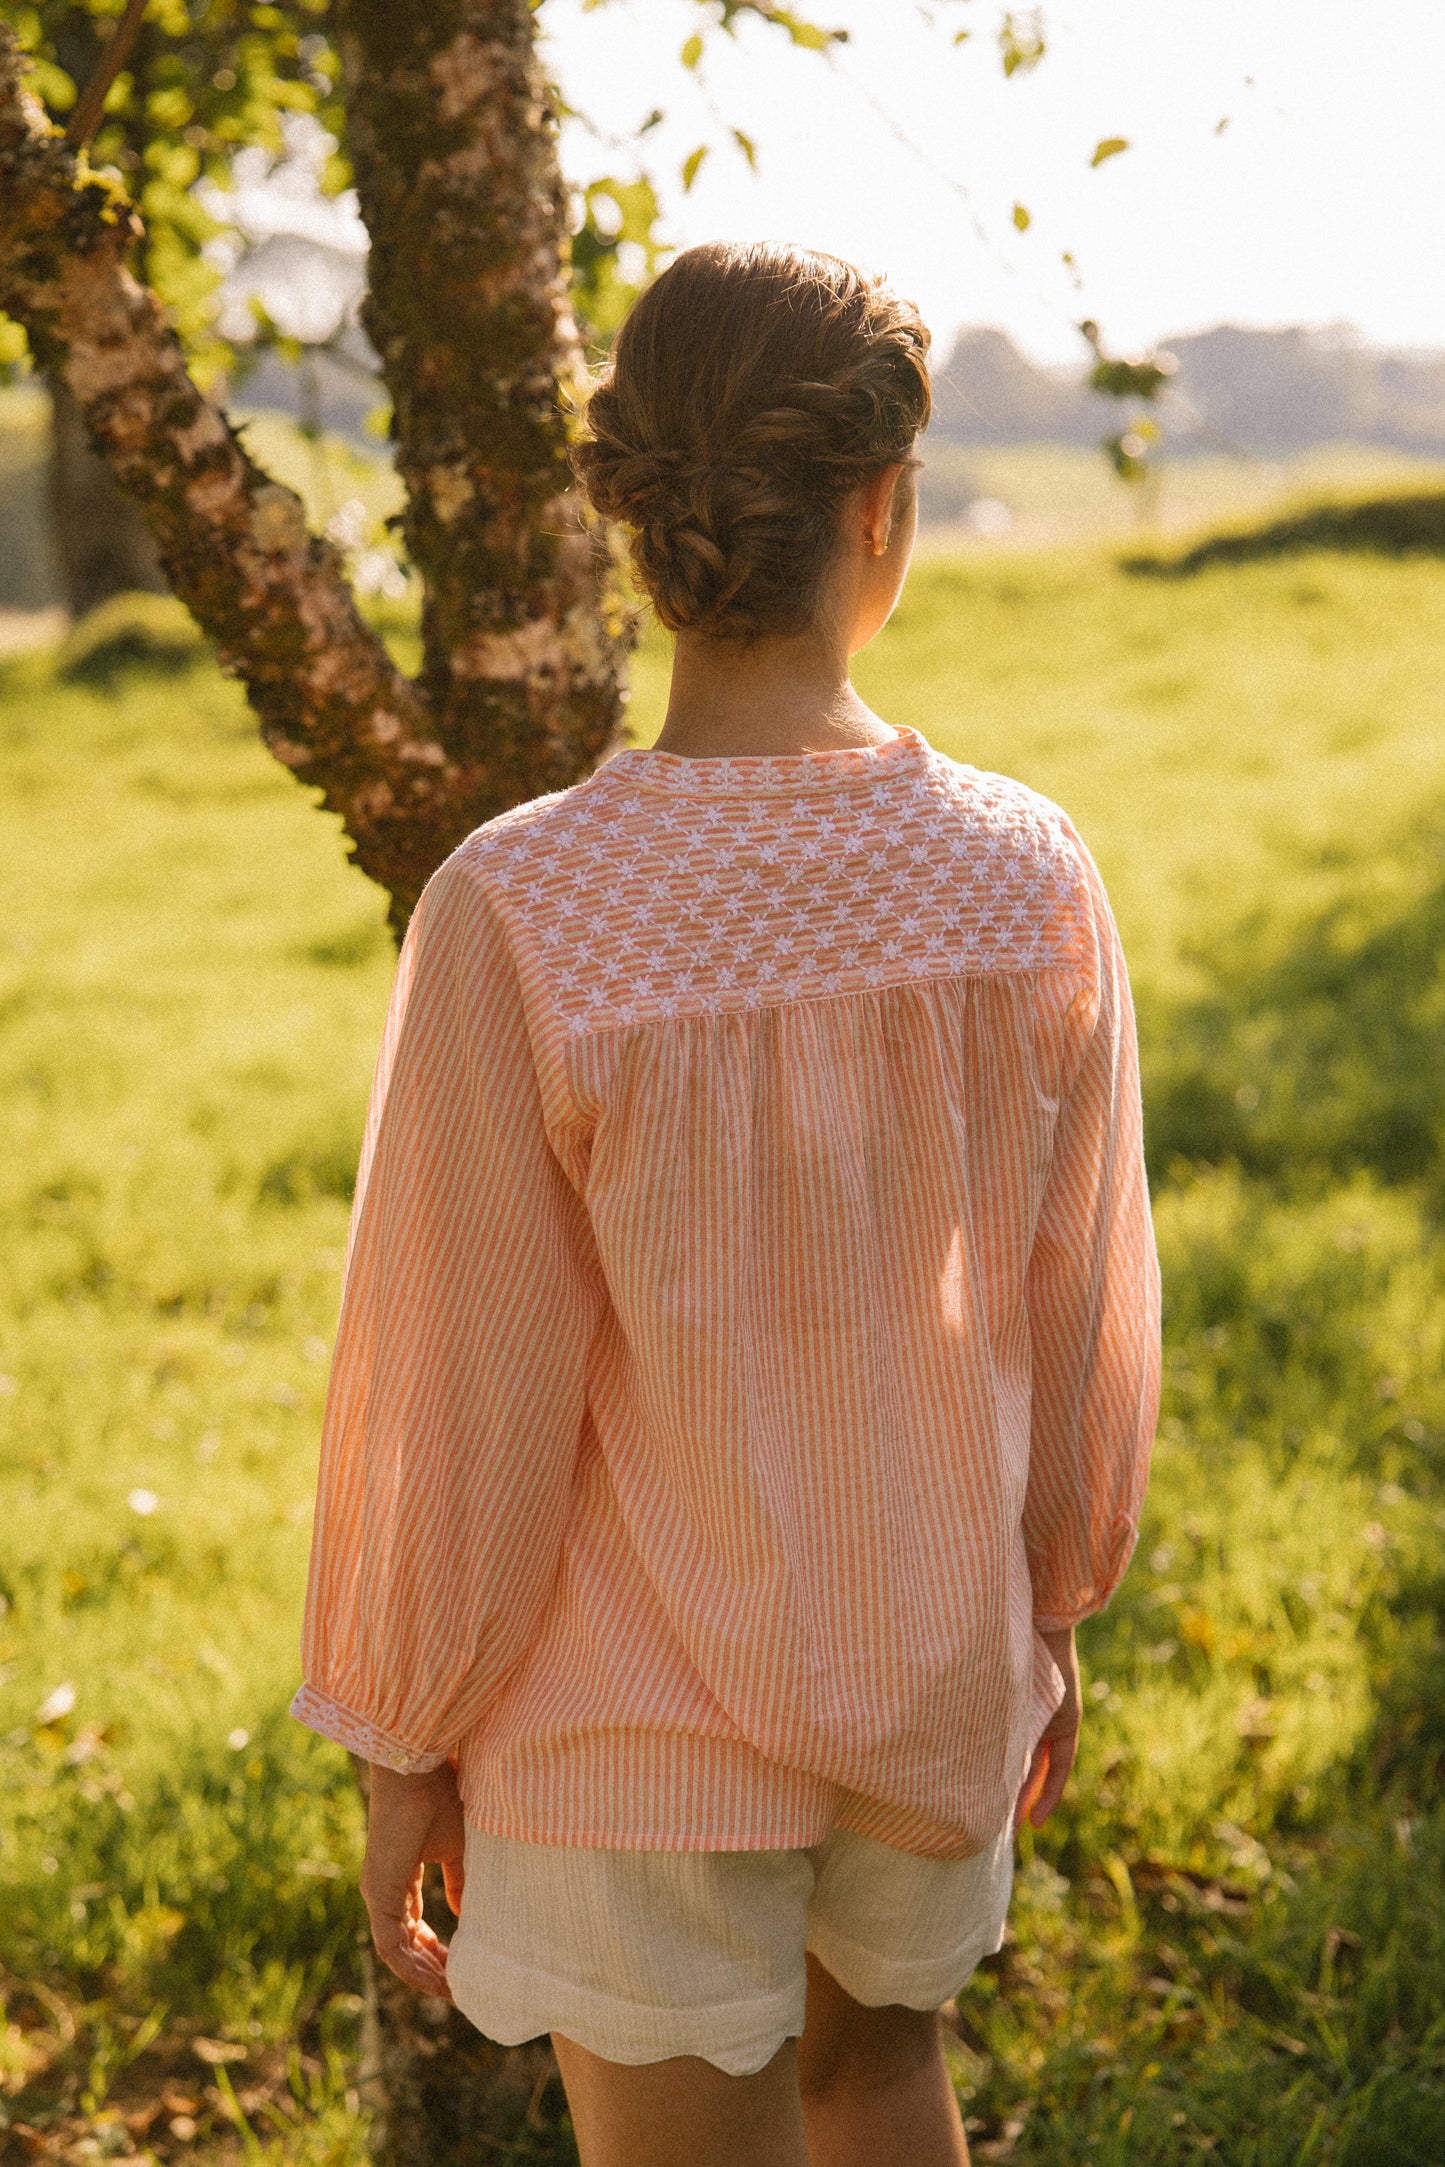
[2,4,1444,2165]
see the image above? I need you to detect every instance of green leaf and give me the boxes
[24,55,76,113]
[731,128,758,172]
[1011,201,1032,232]
[681,32,704,68]
[999,9,1046,77]
[1090,135,1130,168]
[572,175,665,343]
[767,8,845,49]
[1088,350,1176,402]
[681,144,709,193]
[0,316,30,369]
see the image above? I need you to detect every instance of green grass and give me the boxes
[0,656,387,2160]
[2,531,1444,2162]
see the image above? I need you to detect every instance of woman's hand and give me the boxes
[1014,1625,1081,1835]
[359,1762,468,1998]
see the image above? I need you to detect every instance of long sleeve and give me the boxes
[1023,830,1161,1631]
[291,847,604,1772]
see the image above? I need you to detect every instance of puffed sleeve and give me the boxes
[290,846,604,1771]
[1023,827,1161,1630]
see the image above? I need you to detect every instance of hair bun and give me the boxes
[573,243,931,638]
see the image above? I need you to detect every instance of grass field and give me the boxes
[914,440,1445,554]
[2,526,1444,2163]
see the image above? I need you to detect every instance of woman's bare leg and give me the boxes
[795,1953,970,2167]
[550,2032,809,2167]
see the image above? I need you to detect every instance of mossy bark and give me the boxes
[337,0,628,840]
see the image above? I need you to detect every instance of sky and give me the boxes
[542,0,1445,368]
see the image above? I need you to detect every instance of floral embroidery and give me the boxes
[289,1684,450,1774]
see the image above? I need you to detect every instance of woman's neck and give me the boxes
[653,626,895,760]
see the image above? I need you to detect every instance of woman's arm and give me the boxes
[293,846,604,1776]
[1023,834,1161,1629]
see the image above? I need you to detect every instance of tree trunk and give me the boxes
[336,0,628,887]
[0,17,628,937]
[1,19,627,2153]
[45,369,169,615]
[0,35,441,935]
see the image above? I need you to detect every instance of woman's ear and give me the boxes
[859,463,908,558]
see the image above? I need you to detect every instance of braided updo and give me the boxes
[573,242,931,639]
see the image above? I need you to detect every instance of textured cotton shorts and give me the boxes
[445,1819,1014,2076]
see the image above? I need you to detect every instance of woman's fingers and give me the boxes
[442,1853,466,1917]
[1027,1720,1079,1828]
[363,1863,452,1998]
[1013,1740,1050,1835]
[1014,1698,1084,1835]
[369,1902,454,1999]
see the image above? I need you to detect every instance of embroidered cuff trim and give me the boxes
[289,1684,450,1775]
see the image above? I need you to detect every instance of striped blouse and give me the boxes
[292,724,1160,1858]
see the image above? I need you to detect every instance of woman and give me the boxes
[293,241,1160,2167]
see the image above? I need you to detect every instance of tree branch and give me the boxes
[0,24,463,935]
[65,0,148,150]
[337,0,628,813]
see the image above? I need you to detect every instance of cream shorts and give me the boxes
[445,1820,1014,2076]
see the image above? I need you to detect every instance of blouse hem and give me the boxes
[455,1722,1021,1862]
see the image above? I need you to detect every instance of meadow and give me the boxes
[1,510,1444,2163]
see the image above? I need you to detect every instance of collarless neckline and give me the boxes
[601,725,929,796]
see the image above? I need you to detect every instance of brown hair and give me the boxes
[573,242,931,639]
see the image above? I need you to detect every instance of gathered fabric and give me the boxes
[292,725,1160,1857]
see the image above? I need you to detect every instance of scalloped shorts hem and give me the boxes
[444,1817,1013,2076]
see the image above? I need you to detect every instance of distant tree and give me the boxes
[47,370,168,609]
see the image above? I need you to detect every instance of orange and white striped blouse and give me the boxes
[292,725,1160,1859]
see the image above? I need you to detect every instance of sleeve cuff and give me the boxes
[289,1683,452,1775]
[1033,1516,1141,1633]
